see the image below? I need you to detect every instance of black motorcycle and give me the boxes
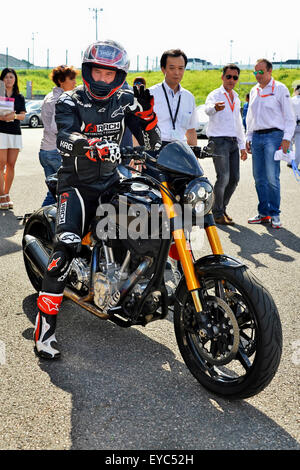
[22,141,282,400]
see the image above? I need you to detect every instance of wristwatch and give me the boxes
[14,113,17,120]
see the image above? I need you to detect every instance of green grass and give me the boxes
[17,68,300,106]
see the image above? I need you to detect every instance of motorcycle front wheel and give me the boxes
[174,266,282,400]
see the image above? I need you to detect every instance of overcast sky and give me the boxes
[1,0,299,70]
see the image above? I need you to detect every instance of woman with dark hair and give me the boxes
[39,65,77,206]
[0,68,26,209]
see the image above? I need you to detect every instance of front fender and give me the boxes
[194,254,246,275]
[174,254,246,300]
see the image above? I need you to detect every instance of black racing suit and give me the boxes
[37,85,161,316]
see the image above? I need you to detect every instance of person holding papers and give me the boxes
[0,68,26,209]
[204,64,247,225]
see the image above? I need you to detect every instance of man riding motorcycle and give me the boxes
[34,39,161,359]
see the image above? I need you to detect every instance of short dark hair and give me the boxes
[160,49,188,69]
[50,65,77,87]
[256,58,273,71]
[0,68,20,95]
[133,76,146,86]
[222,63,240,76]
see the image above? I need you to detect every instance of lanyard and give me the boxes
[292,160,300,182]
[257,79,275,98]
[224,92,235,112]
[162,83,181,130]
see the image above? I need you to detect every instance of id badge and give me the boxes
[170,128,181,140]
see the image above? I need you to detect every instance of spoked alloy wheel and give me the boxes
[29,115,39,128]
[174,266,282,399]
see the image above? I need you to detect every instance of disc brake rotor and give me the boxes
[190,296,240,366]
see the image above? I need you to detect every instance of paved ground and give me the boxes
[0,127,299,451]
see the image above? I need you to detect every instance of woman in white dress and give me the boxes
[0,68,26,209]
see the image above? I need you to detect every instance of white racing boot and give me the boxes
[34,292,63,359]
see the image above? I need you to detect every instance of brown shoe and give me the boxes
[224,211,232,221]
[214,215,234,225]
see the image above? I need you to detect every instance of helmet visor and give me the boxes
[84,42,129,72]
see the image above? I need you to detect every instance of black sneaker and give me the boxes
[34,311,60,359]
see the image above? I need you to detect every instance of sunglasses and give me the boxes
[225,74,239,80]
[253,70,265,76]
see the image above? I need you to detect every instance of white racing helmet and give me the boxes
[82,39,130,101]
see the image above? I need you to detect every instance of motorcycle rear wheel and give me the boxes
[174,266,282,400]
[22,215,53,292]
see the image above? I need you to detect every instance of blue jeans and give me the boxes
[251,130,283,217]
[210,137,240,218]
[39,149,62,206]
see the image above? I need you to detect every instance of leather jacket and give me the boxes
[55,85,161,193]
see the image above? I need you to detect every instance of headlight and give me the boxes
[183,178,214,215]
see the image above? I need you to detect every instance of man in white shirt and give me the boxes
[290,83,300,170]
[205,64,247,225]
[246,58,296,229]
[149,49,198,147]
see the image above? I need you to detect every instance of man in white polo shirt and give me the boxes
[149,49,198,147]
[205,64,247,225]
[246,58,296,229]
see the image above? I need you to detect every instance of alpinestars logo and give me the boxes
[57,232,81,244]
[41,297,60,313]
[48,256,61,271]
[111,104,130,118]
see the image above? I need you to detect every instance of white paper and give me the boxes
[0,96,15,116]
[274,149,295,163]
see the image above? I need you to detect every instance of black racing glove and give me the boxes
[133,85,153,112]
[132,85,157,131]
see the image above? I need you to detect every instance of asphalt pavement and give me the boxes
[0,127,299,451]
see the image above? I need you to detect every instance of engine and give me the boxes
[69,258,90,293]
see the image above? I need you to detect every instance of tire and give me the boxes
[22,215,54,291]
[29,115,39,128]
[174,266,282,400]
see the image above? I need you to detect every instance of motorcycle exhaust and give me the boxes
[23,235,49,276]
[23,235,110,320]
[63,287,110,320]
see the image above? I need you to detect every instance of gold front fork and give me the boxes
[205,225,224,255]
[161,182,203,312]
[161,182,225,314]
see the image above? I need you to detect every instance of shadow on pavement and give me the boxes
[217,223,300,268]
[0,210,24,257]
[22,293,299,451]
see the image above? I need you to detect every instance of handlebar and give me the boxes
[83,142,221,163]
[120,146,148,162]
[190,142,221,159]
[119,143,221,161]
